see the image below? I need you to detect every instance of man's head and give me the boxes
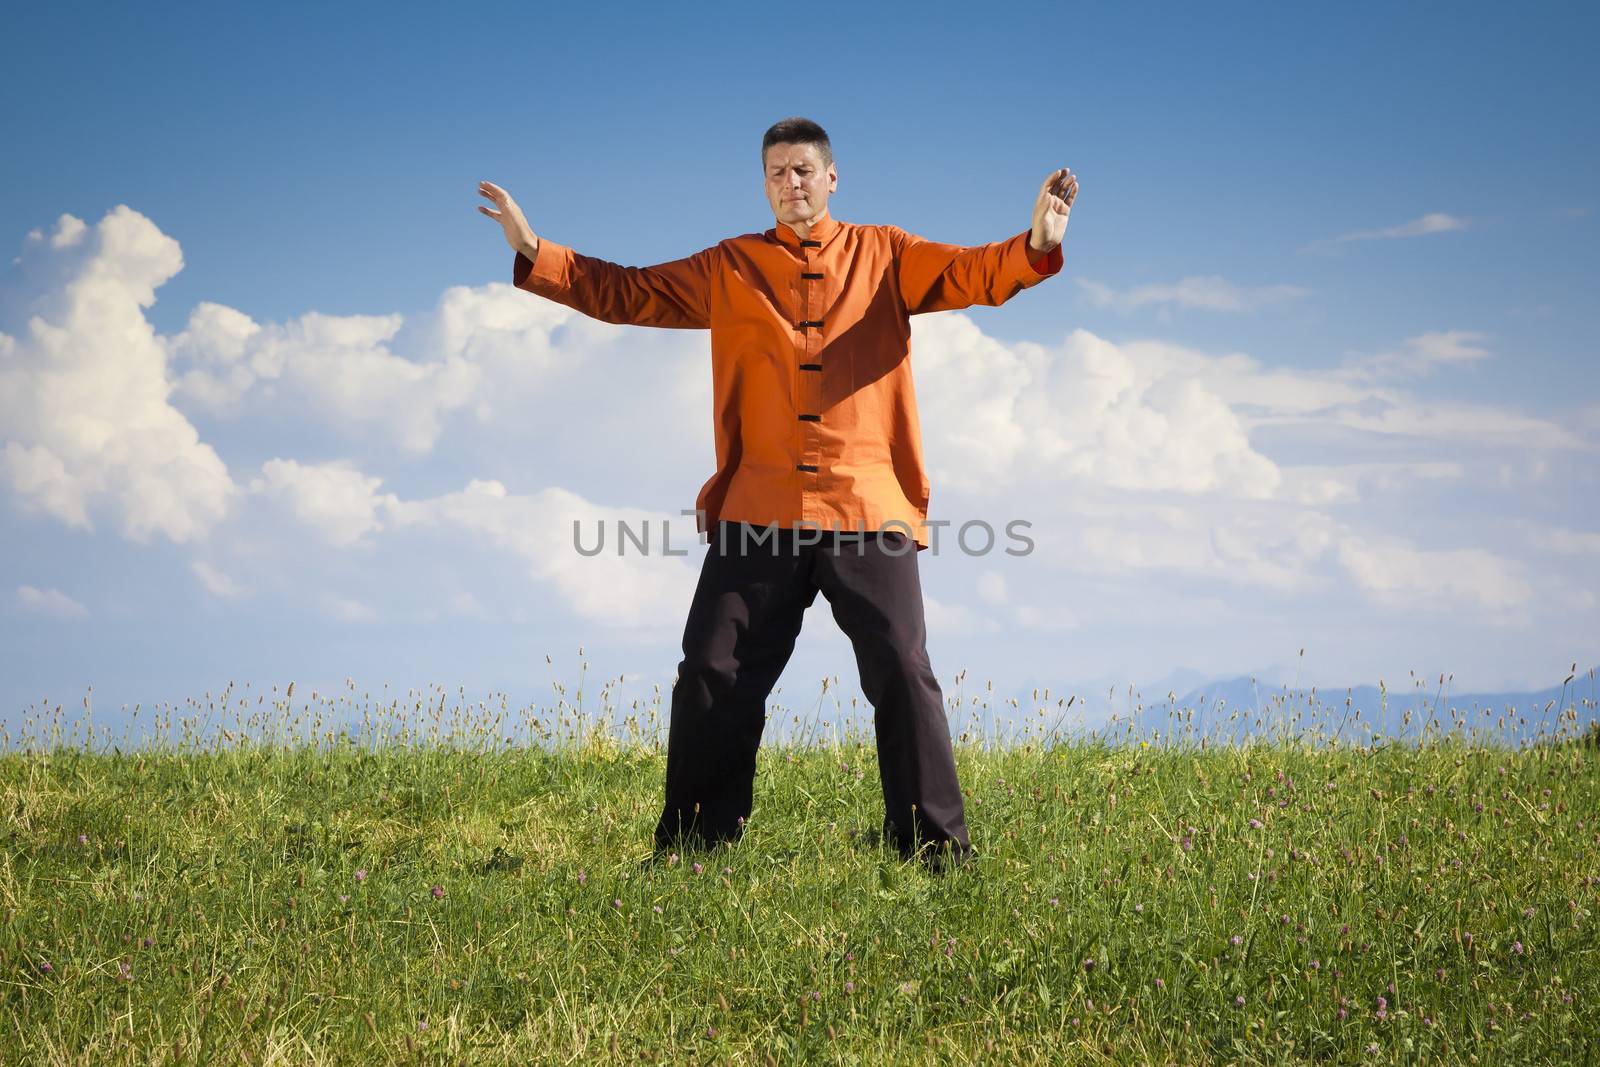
[762,117,836,227]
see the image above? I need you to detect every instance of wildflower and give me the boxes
[1083,957,1095,972]
[338,894,349,904]
[1230,935,1243,946]
[142,937,154,948]
[692,862,703,875]
[354,869,368,883]
[1181,836,1193,852]
[1134,903,1144,913]
[1311,959,1321,970]
[844,981,856,994]
[668,853,679,866]
[1340,923,1350,935]
[1154,977,1166,989]
[1512,940,1525,956]
[613,898,623,909]
[38,961,53,974]
[653,905,663,914]
[1366,1043,1379,1054]
[1337,1007,1347,1020]
[578,869,587,885]
[418,1019,428,1031]
[707,1025,717,1038]
[430,884,445,899]
[1235,994,1245,1007]
[1049,897,1059,907]
[1280,914,1290,925]
[1248,818,1263,830]
[78,834,88,845]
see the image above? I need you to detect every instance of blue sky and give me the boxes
[2,1,1596,741]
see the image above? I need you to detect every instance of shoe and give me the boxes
[922,844,977,874]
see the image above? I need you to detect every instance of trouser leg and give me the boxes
[815,531,970,860]
[653,522,818,851]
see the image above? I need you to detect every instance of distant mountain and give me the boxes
[1129,667,1600,746]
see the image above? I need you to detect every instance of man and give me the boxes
[479,117,1076,871]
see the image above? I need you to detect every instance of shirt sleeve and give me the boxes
[512,236,716,329]
[891,226,1062,316]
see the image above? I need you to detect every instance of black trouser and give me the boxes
[652,521,971,861]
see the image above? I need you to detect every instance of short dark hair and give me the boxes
[761,117,832,168]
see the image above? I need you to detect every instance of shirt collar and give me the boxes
[770,209,841,249]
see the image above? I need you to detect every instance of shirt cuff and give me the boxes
[1028,239,1063,276]
[512,238,563,291]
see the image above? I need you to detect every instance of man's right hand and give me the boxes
[478,180,539,260]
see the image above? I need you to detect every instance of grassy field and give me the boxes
[1,677,1597,1064]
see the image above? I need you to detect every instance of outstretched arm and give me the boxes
[896,166,1079,316]
[478,180,714,329]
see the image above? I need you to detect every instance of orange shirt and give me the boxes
[513,208,1063,549]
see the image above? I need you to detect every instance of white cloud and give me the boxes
[16,584,88,619]
[976,570,1008,605]
[0,208,234,543]
[191,560,245,598]
[1341,329,1493,380]
[1278,461,1464,506]
[1331,212,1467,243]
[323,594,377,623]
[1530,526,1600,555]
[923,593,999,636]
[912,321,1282,498]
[1335,534,1531,614]
[1042,497,1337,593]
[165,273,699,456]
[1074,275,1309,314]
[386,479,699,631]
[247,457,399,547]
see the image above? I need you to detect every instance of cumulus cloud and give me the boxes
[16,584,89,619]
[1074,275,1308,314]
[168,307,484,455]
[386,479,699,631]
[911,320,1283,498]
[2,202,1586,643]
[165,271,703,456]
[1037,496,1338,594]
[1335,534,1531,614]
[247,457,400,547]
[0,208,234,543]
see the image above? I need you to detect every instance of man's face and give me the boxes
[764,142,836,226]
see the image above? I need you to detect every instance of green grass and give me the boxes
[1,679,1597,1064]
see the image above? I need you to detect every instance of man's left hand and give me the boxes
[1029,167,1078,256]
